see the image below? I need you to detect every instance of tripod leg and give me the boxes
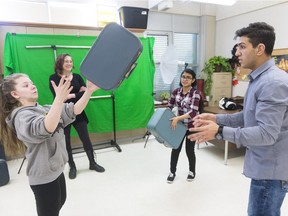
[144,132,151,148]
[197,141,209,150]
[18,157,26,174]
[132,131,150,142]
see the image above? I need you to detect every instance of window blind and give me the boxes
[172,33,199,90]
[148,33,198,94]
[148,34,170,92]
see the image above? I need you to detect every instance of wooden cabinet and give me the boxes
[209,72,232,106]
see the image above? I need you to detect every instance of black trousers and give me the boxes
[30,173,66,216]
[170,130,196,174]
[64,120,93,162]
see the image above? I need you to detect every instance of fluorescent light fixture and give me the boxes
[189,0,237,6]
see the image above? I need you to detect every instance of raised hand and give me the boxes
[50,76,73,103]
[188,119,219,144]
[192,113,216,127]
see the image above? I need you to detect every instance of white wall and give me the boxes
[215,1,288,96]
[0,1,49,23]
[216,1,288,57]
[216,1,288,21]
[147,11,200,33]
[0,1,113,27]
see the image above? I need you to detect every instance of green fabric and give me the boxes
[4,33,155,135]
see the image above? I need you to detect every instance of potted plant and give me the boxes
[200,56,233,97]
[160,91,170,104]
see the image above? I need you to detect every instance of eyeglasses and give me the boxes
[181,76,193,80]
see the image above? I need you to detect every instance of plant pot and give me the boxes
[162,100,168,104]
[196,79,206,100]
[214,64,222,72]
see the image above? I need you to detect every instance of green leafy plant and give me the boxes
[200,56,233,97]
[160,91,170,101]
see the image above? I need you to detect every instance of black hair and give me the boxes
[228,44,240,69]
[234,22,275,56]
[179,68,196,87]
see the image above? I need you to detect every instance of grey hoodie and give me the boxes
[6,103,76,185]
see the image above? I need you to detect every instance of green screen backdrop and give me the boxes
[4,33,155,136]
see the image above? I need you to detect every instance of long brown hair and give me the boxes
[0,73,27,155]
[54,53,73,75]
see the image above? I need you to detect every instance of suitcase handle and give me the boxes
[125,63,137,78]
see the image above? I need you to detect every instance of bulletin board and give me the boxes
[235,67,251,81]
[272,48,288,72]
[4,33,155,135]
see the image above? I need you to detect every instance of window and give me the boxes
[97,5,117,27]
[147,34,170,92]
[172,33,199,90]
[148,32,198,95]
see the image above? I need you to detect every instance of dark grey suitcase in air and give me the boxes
[147,108,187,149]
[80,22,143,90]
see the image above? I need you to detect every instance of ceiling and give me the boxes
[13,0,219,16]
[8,0,287,18]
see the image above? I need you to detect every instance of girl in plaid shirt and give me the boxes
[166,68,201,183]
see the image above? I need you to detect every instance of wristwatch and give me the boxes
[215,125,224,140]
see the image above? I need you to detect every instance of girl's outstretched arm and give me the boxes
[74,80,100,115]
[45,77,73,133]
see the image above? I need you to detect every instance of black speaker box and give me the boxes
[118,6,149,29]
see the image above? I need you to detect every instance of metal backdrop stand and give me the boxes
[26,45,91,60]
[73,93,122,153]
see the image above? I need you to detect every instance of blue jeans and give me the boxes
[248,179,288,216]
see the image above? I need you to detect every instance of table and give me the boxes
[204,106,241,115]
[203,106,241,165]
[154,101,168,109]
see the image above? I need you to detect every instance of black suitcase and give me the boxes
[0,159,10,186]
[80,22,143,90]
[0,145,10,186]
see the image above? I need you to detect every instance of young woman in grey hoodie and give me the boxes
[0,73,99,216]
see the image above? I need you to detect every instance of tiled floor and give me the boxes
[1,137,288,216]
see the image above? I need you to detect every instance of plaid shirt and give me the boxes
[168,87,201,128]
